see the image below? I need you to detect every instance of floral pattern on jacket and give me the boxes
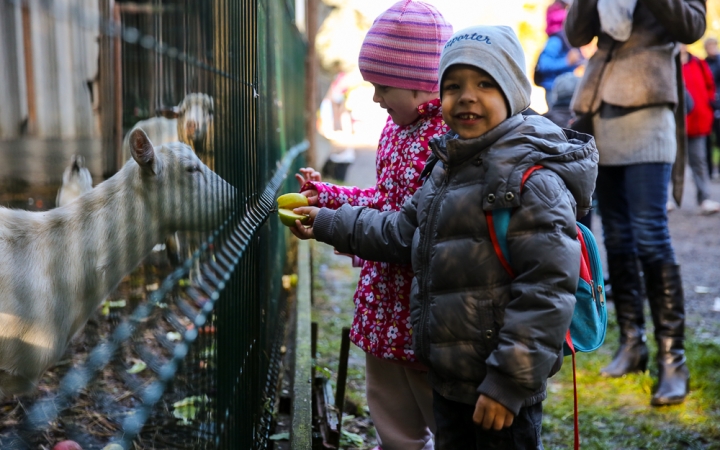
[304,98,448,362]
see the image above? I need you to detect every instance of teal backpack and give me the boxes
[485,165,606,450]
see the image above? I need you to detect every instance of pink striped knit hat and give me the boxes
[358,0,453,92]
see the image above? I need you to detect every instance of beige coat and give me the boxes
[566,0,706,113]
[565,0,706,204]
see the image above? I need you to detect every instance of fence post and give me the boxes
[304,0,317,168]
[291,239,313,448]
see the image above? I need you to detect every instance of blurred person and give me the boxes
[291,25,598,449]
[704,37,720,178]
[542,72,599,229]
[543,72,580,129]
[296,2,452,449]
[566,0,706,406]
[329,69,350,132]
[680,44,720,214]
[534,0,584,107]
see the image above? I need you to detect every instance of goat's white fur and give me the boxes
[56,155,93,207]
[0,129,234,398]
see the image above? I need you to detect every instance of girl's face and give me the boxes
[371,84,437,126]
[441,65,509,140]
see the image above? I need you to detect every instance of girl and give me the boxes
[297,2,451,448]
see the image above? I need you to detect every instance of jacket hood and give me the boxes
[431,114,598,218]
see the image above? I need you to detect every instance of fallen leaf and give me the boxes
[172,395,209,425]
[340,429,364,447]
[269,432,290,441]
[127,360,147,374]
[167,331,182,342]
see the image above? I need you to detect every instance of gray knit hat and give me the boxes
[549,72,580,107]
[439,25,531,116]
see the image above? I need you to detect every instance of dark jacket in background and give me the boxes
[705,54,720,91]
[312,114,598,414]
[704,54,720,109]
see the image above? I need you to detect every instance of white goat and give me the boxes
[122,92,214,168]
[56,155,93,207]
[0,129,234,398]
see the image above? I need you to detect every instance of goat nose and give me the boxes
[185,120,197,138]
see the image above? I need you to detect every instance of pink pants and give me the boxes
[365,353,435,450]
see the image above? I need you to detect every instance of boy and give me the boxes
[292,25,598,449]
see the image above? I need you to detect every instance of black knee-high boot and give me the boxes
[600,254,649,377]
[644,262,690,406]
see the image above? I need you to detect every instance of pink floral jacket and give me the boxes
[304,99,448,363]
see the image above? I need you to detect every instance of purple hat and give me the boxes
[546,1,568,36]
[358,0,453,92]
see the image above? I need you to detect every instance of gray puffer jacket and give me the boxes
[313,114,598,414]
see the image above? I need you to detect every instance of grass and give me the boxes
[544,316,720,450]
[310,240,720,449]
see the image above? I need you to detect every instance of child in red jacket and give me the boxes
[681,44,720,214]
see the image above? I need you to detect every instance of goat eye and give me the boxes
[187,164,200,173]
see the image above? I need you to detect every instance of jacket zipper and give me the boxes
[417,166,450,362]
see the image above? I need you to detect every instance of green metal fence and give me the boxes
[0,0,306,448]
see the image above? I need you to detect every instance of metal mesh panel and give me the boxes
[0,0,306,448]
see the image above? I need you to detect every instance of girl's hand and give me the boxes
[295,167,321,205]
[295,167,322,186]
[289,206,320,240]
[334,249,354,258]
[301,188,319,205]
[473,395,514,430]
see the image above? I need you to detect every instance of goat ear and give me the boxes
[129,128,156,172]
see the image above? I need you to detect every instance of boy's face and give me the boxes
[371,83,436,126]
[441,65,509,140]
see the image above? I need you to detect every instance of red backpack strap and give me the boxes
[565,330,580,450]
[576,225,592,283]
[521,165,544,192]
[485,211,516,278]
[485,165,545,278]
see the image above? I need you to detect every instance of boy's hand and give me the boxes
[473,395,514,430]
[288,206,320,240]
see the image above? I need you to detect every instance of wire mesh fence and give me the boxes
[0,0,306,448]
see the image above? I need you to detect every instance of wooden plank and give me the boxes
[291,239,313,449]
[335,327,350,434]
